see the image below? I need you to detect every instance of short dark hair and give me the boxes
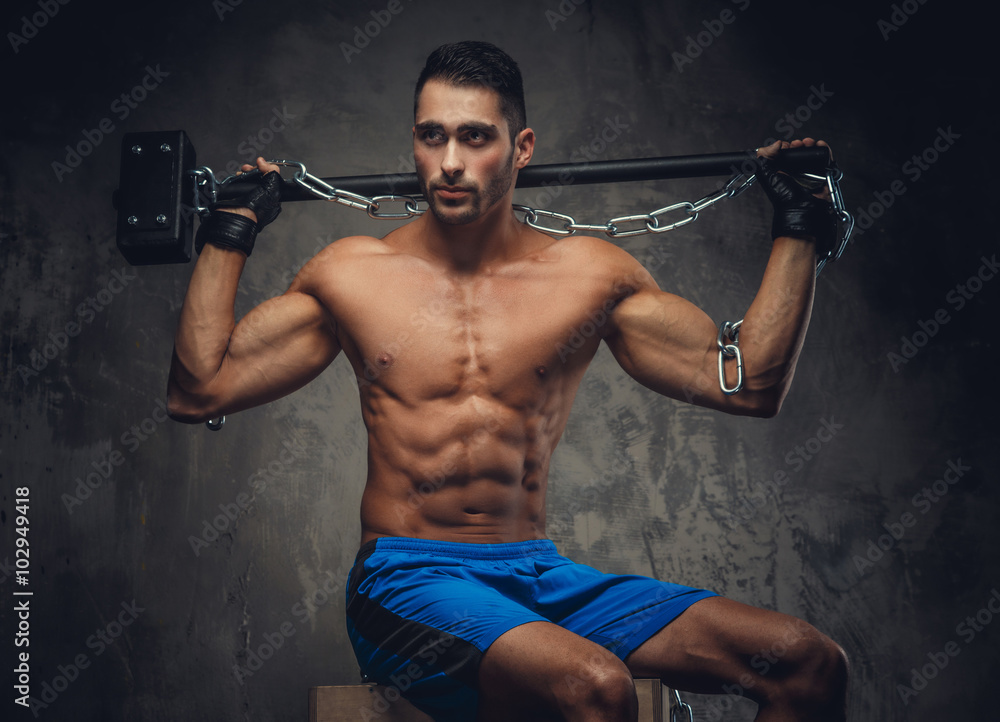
[414,41,526,141]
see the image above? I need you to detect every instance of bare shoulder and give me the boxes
[304,233,394,267]
[289,234,392,292]
[552,233,660,293]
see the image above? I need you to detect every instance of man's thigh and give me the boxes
[624,596,825,695]
[477,620,636,722]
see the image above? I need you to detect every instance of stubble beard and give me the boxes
[421,148,515,226]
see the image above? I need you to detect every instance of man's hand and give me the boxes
[754,138,837,256]
[195,157,283,258]
[219,157,284,226]
[757,137,832,201]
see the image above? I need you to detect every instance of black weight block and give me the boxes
[115,130,196,265]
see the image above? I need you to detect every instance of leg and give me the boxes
[477,621,639,722]
[625,597,848,721]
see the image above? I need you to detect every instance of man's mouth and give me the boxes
[434,185,473,200]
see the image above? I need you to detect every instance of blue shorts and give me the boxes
[345,537,716,721]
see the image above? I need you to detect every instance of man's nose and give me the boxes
[440,140,464,179]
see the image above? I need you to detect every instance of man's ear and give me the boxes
[514,128,535,169]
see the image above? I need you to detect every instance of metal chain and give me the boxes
[512,171,756,238]
[191,161,759,238]
[190,159,853,403]
[283,160,431,219]
[671,689,694,722]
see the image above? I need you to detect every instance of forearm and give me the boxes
[167,244,247,417]
[736,235,817,414]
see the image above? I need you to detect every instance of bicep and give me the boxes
[604,287,750,413]
[218,290,342,413]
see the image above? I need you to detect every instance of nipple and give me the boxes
[535,365,547,378]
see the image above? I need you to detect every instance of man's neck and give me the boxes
[418,201,526,274]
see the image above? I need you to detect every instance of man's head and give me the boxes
[412,42,533,227]
[414,41,526,143]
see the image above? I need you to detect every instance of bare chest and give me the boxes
[326,253,615,403]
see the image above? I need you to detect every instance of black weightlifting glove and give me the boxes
[196,169,283,257]
[753,153,837,259]
[230,169,283,231]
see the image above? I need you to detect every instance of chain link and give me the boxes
[511,171,756,238]
[190,157,853,400]
[717,320,744,395]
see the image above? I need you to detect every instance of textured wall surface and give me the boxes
[1,0,993,720]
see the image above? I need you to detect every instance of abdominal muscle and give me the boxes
[358,392,559,545]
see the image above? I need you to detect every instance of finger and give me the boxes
[800,138,833,162]
[255,156,281,175]
[756,139,782,159]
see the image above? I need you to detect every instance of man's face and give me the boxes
[413,79,519,226]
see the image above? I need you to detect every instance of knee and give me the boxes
[782,628,849,706]
[555,656,637,720]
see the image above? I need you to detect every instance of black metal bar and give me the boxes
[218,146,831,203]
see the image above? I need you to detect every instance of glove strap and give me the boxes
[195,211,258,257]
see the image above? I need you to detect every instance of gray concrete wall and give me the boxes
[1,0,993,720]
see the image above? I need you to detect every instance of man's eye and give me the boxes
[422,130,444,142]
